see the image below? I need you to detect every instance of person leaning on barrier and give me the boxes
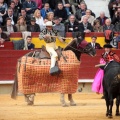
[39,21,64,75]
[26,36,35,50]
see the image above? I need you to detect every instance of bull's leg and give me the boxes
[105,98,109,117]
[116,96,120,116]
[24,93,35,105]
[68,94,76,106]
[108,97,113,118]
[104,92,109,117]
[60,93,68,107]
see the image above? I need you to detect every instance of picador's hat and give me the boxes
[103,44,113,48]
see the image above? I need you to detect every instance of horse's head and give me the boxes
[64,32,96,61]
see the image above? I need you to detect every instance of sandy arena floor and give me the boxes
[0,93,120,120]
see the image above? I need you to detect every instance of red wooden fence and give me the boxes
[0,50,120,81]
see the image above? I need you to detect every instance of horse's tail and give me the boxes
[11,59,20,99]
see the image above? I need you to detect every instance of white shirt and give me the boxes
[35,17,45,31]
[9,15,14,25]
[91,42,95,48]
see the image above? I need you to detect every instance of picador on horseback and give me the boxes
[39,21,64,75]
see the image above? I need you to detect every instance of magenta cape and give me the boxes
[92,58,105,94]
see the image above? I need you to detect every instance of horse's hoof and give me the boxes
[108,114,112,118]
[62,103,68,107]
[27,101,34,105]
[70,102,76,106]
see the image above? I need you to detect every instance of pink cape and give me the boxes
[92,58,105,94]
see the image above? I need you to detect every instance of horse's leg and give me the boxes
[116,95,120,116]
[24,93,35,105]
[68,94,76,106]
[60,93,68,107]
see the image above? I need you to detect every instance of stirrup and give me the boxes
[50,66,61,75]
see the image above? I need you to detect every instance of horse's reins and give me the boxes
[50,36,87,53]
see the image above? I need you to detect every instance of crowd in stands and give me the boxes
[0,0,120,50]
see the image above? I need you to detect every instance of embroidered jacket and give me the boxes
[102,51,120,63]
[39,29,61,43]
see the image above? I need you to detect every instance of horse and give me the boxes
[103,61,120,118]
[11,32,96,107]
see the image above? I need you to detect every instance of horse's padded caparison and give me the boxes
[16,50,80,94]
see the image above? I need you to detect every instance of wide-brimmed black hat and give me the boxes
[103,44,113,48]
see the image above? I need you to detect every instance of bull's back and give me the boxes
[103,61,120,98]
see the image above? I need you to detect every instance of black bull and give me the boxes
[103,61,120,118]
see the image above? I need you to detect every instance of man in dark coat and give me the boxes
[54,2,68,22]
[2,18,17,33]
[27,17,40,32]
[65,14,79,32]
[96,12,108,26]
[26,36,35,50]
[88,36,102,49]
[20,8,31,25]
[78,16,93,33]
[0,27,9,42]
[2,7,17,26]
[103,19,115,31]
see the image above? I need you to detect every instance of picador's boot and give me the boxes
[50,57,61,75]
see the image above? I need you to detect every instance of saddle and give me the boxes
[26,46,67,75]
[33,46,66,61]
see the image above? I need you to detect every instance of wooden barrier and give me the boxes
[0,50,120,81]
[0,42,14,50]
[9,32,120,48]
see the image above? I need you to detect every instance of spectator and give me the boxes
[103,19,115,31]
[79,16,93,33]
[9,1,19,20]
[34,9,45,31]
[2,18,17,33]
[81,9,95,25]
[41,3,52,19]
[96,12,108,26]
[20,8,31,25]
[69,0,85,9]
[53,16,65,37]
[16,16,27,32]
[32,0,42,9]
[108,0,120,19]
[12,0,22,13]
[88,36,102,49]
[93,20,103,32]
[44,11,54,23]
[23,0,37,15]
[0,0,8,16]
[0,26,9,42]
[2,7,17,26]
[27,17,40,32]
[114,22,120,32]
[75,2,87,21]
[112,7,120,24]
[26,35,35,50]
[65,14,79,32]
[60,0,71,15]
[54,2,68,23]
[42,0,50,7]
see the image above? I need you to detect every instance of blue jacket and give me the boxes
[23,1,37,14]
[40,8,52,19]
